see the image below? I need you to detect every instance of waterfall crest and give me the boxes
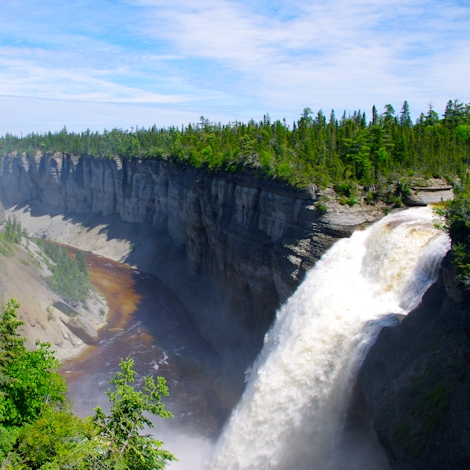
[210,207,450,470]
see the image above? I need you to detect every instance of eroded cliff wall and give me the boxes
[0,152,385,402]
[357,256,470,469]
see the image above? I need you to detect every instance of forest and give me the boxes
[1,100,469,192]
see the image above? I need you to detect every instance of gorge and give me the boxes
[1,152,469,469]
[0,152,388,404]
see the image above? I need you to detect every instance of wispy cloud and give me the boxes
[0,0,468,133]
[135,0,470,113]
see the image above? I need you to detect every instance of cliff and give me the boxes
[358,255,470,469]
[0,152,385,403]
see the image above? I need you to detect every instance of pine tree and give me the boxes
[399,101,412,127]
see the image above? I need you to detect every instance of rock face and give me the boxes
[61,315,99,344]
[0,152,385,400]
[358,255,470,469]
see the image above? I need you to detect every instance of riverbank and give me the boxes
[0,230,107,361]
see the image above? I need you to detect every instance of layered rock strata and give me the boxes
[0,152,385,402]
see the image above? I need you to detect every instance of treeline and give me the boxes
[0,299,176,469]
[36,240,91,304]
[1,100,470,189]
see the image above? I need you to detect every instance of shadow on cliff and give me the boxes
[5,200,262,410]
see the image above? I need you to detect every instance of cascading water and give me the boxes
[210,207,450,470]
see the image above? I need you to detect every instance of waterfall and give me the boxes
[210,207,450,470]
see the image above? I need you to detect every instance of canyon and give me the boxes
[0,152,468,468]
[0,152,387,403]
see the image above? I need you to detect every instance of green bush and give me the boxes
[437,189,470,282]
[0,299,176,468]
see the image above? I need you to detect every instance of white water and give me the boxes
[210,207,450,470]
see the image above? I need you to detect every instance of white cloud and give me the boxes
[134,0,470,114]
[0,0,468,132]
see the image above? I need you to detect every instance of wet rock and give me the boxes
[357,255,470,469]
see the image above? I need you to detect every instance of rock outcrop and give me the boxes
[0,152,385,400]
[358,255,470,469]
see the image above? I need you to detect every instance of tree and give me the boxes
[372,105,379,125]
[0,299,24,373]
[0,300,66,428]
[15,405,94,469]
[424,103,440,126]
[75,251,88,275]
[0,300,176,469]
[4,216,23,244]
[89,358,176,469]
[383,104,396,126]
[399,101,412,127]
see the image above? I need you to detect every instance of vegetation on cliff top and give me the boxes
[0,299,176,469]
[440,187,470,283]
[1,101,469,191]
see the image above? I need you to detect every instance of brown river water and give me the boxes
[60,246,228,444]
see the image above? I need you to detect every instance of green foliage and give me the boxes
[0,299,25,368]
[0,425,19,462]
[314,202,328,214]
[2,101,469,191]
[0,300,175,469]
[392,378,452,457]
[4,216,23,245]
[412,380,451,432]
[441,189,470,281]
[364,190,374,204]
[2,341,67,428]
[397,178,411,198]
[89,357,176,469]
[14,405,94,469]
[43,244,91,304]
[0,237,14,257]
[0,300,67,428]
[11,360,176,469]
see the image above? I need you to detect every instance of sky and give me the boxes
[0,0,469,134]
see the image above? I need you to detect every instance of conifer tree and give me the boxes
[399,101,412,127]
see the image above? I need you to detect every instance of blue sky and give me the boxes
[0,0,469,134]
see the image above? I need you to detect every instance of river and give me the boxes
[59,246,228,465]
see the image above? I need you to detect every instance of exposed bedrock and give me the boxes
[357,255,470,469]
[0,152,384,404]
